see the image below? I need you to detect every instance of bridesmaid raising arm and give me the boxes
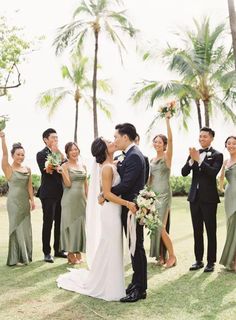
[0,131,34,266]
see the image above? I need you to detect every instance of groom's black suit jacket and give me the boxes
[112,145,146,202]
[36,147,63,199]
[111,144,147,291]
[181,147,223,203]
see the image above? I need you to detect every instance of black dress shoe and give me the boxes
[204,263,214,272]
[44,254,54,263]
[189,261,204,271]
[54,251,67,258]
[120,288,147,303]
[126,283,135,294]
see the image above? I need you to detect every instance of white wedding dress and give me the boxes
[56,164,125,301]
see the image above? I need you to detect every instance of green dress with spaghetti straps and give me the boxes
[220,163,236,270]
[7,171,32,266]
[60,169,86,253]
[149,158,172,258]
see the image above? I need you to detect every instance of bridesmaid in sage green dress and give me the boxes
[0,131,35,266]
[149,111,176,268]
[219,136,236,272]
[58,142,88,265]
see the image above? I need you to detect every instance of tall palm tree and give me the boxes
[228,0,236,69]
[37,54,112,142]
[131,18,236,130]
[53,0,137,138]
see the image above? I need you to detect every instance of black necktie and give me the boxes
[199,148,208,153]
[122,151,126,156]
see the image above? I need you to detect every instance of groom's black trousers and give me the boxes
[122,208,147,292]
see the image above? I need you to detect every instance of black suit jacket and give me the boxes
[36,147,63,199]
[181,147,223,203]
[114,152,149,184]
[111,145,146,201]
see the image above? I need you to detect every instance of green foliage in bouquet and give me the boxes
[135,186,162,236]
[0,115,9,131]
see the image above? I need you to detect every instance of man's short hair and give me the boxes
[200,127,215,138]
[42,128,57,140]
[115,123,137,141]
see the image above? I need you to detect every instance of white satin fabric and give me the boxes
[57,163,125,301]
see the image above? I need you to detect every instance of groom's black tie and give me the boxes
[122,151,126,156]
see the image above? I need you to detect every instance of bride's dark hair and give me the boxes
[91,137,107,164]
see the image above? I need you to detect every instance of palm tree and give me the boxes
[228,0,236,69]
[37,54,112,142]
[53,0,137,138]
[131,18,236,130]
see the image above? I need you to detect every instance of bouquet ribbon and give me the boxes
[127,210,136,257]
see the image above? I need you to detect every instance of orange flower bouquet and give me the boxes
[158,100,176,118]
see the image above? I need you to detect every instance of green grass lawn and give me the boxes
[0,197,235,320]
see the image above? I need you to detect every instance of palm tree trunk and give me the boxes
[92,30,99,138]
[74,100,79,143]
[228,0,236,69]
[195,99,202,130]
[203,100,210,127]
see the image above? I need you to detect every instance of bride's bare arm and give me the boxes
[102,165,136,213]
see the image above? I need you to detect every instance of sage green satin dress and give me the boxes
[7,171,32,266]
[60,169,86,253]
[220,163,236,270]
[149,159,172,258]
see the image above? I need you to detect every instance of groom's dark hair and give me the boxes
[115,123,137,141]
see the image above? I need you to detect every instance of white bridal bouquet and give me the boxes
[44,152,61,174]
[0,115,9,131]
[135,186,162,236]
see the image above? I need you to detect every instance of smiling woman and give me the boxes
[0,131,35,266]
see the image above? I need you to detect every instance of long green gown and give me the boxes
[7,171,32,266]
[60,169,86,253]
[149,159,172,258]
[220,163,236,270]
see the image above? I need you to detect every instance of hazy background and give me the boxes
[1,0,235,175]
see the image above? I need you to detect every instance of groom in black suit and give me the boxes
[111,123,147,302]
[181,127,223,272]
[36,128,66,263]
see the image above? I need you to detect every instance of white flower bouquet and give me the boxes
[135,186,162,236]
[44,152,61,174]
[0,115,9,131]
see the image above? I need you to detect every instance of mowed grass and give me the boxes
[0,197,235,320]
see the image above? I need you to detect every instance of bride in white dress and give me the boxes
[57,138,136,301]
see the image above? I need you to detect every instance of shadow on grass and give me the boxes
[0,259,82,313]
[35,269,236,320]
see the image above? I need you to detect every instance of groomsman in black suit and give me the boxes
[111,123,147,302]
[36,128,66,263]
[181,127,223,272]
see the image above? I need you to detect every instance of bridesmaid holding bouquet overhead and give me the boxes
[58,142,88,264]
[219,136,236,271]
[0,131,35,266]
[148,111,176,268]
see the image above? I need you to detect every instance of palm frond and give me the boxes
[36,87,72,118]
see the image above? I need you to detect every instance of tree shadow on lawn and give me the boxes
[41,268,236,320]
[0,260,77,312]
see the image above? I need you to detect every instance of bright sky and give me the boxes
[1,0,235,175]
